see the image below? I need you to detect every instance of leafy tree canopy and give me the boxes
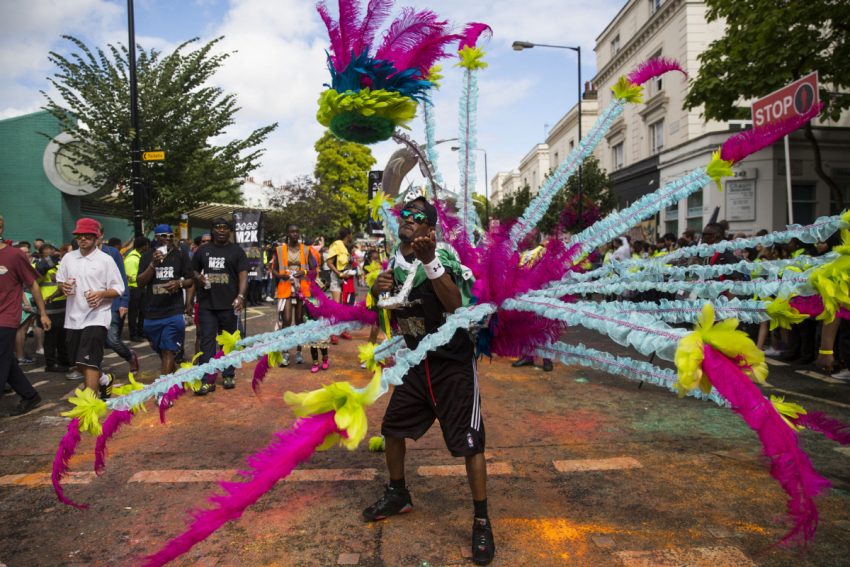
[314,131,377,232]
[264,175,351,243]
[42,36,277,223]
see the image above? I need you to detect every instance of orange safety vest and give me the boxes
[275,243,317,299]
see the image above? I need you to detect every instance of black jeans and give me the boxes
[128,286,145,338]
[39,312,69,367]
[0,327,37,400]
[197,308,237,380]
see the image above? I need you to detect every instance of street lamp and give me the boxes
[512,40,583,228]
[127,0,144,236]
[451,146,489,228]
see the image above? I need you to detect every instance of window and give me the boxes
[611,35,621,56]
[792,184,817,225]
[569,140,575,151]
[647,50,663,96]
[612,142,624,170]
[649,119,664,153]
[665,219,678,236]
[686,190,702,232]
[650,0,662,14]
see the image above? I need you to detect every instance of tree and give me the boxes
[41,36,278,223]
[314,131,377,232]
[493,185,532,223]
[264,175,350,242]
[472,192,490,228]
[683,0,850,210]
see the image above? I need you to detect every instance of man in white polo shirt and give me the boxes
[56,218,125,399]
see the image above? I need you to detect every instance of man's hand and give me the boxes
[119,307,128,318]
[816,353,834,374]
[185,303,194,317]
[152,250,165,265]
[84,290,104,308]
[163,279,182,294]
[411,231,436,264]
[233,295,245,312]
[60,281,75,295]
[295,269,306,278]
[280,271,290,281]
[40,313,52,332]
[373,271,394,294]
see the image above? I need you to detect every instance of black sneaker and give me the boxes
[13,392,42,415]
[362,484,413,521]
[542,359,554,372]
[511,357,534,368]
[223,376,235,389]
[194,382,216,396]
[471,518,495,565]
[99,373,114,400]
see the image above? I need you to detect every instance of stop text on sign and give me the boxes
[751,71,819,127]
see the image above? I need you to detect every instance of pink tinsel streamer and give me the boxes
[626,57,687,86]
[159,384,188,424]
[702,345,830,544]
[720,103,823,164]
[251,354,271,394]
[204,350,225,384]
[304,281,377,325]
[141,412,340,567]
[792,412,850,445]
[52,417,88,509]
[94,409,133,475]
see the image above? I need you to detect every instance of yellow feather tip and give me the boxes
[61,388,107,436]
[368,436,386,452]
[705,150,733,191]
[611,76,643,103]
[456,46,488,70]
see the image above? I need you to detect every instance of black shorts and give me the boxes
[382,355,485,457]
[66,327,108,369]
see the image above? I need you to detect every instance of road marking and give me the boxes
[4,402,58,421]
[769,388,850,410]
[835,447,850,458]
[337,553,360,565]
[127,468,378,484]
[553,457,642,473]
[0,471,95,486]
[417,462,513,477]
[795,369,846,384]
[615,545,755,566]
[764,357,788,367]
[31,380,48,388]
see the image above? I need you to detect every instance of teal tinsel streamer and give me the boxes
[457,67,481,243]
[423,101,448,197]
[536,342,729,407]
[571,298,770,325]
[510,97,626,246]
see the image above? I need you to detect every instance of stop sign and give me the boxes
[751,72,819,127]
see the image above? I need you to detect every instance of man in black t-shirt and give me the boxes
[190,217,249,393]
[137,224,194,379]
[365,197,495,566]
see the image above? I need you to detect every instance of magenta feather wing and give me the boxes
[52,418,88,509]
[317,1,345,71]
[793,412,850,445]
[626,56,687,86]
[720,102,823,163]
[702,345,830,544]
[251,354,271,394]
[94,409,133,476]
[375,8,445,69]
[352,0,393,57]
[337,0,364,62]
[457,22,492,51]
[141,412,340,567]
[304,281,377,325]
[395,29,460,77]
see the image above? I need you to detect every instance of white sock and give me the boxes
[99,373,111,385]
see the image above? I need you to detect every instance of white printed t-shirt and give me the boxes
[56,248,125,330]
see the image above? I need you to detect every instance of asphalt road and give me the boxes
[1,304,849,566]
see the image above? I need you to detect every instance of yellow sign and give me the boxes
[142,151,165,162]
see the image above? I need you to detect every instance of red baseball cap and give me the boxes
[72,218,102,236]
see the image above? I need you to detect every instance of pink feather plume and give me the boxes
[94,409,133,476]
[375,9,451,73]
[251,354,271,394]
[793,411,850,445]
[52,417,88,509]
[317,2,345,70]
[626,56,687,86]
[457,22,491,51]
[789,295,822,318]
[304,281,377,325]
[159,384,187,424]
[720,103,823,164]
[353,0,393,57]
[702,345,830,544]
[141,412,340,567]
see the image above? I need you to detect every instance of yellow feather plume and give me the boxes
[705,150,734,191]
[61,388,107,436]
[765,297,808,331]
[611,76,643,103]
[216,330,241,355]
[456,46,488,70]
[770,395,807,431]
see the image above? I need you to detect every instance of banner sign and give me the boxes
[367,170,384,236]
[233,210,264,277]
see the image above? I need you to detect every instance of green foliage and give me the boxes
[493,185,531,223]
[472,193,489,228]
[41,36,277,223]
[314,131,377,231]
[264,175,350,242]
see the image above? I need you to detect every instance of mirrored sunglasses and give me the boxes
[400,209,428,224]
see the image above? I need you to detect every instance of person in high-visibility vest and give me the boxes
[272,224,319,367]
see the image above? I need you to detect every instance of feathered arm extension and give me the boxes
[93,409,133,476]
[52,417,87,510]
[626,56,687,86]
[701,345,830,544]
[720,103,824,164]
[251,354,271,394]
[141,412,340,567]
[304,281,378,325]
[792,412,850,445]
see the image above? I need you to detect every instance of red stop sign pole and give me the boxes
[751,72,820,225]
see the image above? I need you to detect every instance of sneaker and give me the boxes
[362,484,413,521]
[311,362,320,374]
[129,350,140,373]
[13,392,42,415]
[35,348,44,355]
[511,357,534,368]
[17,357,35,365]
[542,359,554,372]
[321,359,329,371]
[330,335,339,345]
[264,296,274,303]
[65,370,84,381]
[194,382,216,396]
[832,369,850,381]
[763,347,782,357]
[340,331,353,340]
[282,353,290,367]
[223,376,235,389]
[99,373,114,400]
[471,518,495,565]
[295,351,304,365]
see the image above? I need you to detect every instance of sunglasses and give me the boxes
[400,209,429,224]
[156,233,174,238]
[74,234,97,240]
[212,224,231,230]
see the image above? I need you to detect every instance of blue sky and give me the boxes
[2,0,624,199]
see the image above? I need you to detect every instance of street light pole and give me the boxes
[127,0,144,237]
[512,40,583,228]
